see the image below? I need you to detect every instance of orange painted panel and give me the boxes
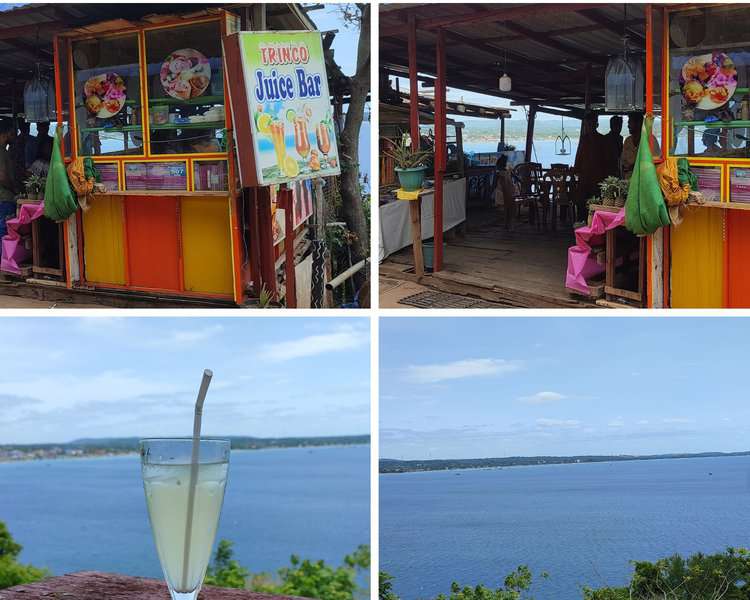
[727,210,750,307]
[124,196,180,291]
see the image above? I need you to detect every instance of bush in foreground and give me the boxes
[380,548,750,600]
[206,539,370,600]
[0,521,49,589]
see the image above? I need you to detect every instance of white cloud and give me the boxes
[662,417,693,424]
[518,391,566,404]
[608,417,626,428]
[536,418,581,428]
[263,326,368,361]
[637,419,650,425]
[171,325,224,344]
[404,358,522,384]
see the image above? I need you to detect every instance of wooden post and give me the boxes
[279,185,297,308]
[246,188,262,298]
[434,27,447,272]
[500,117,506,148]
[408,13,425,278]
[255,186,278,301]
[525,105,537,162]
[410,198,424,277]
[456,125,464,177]
[408,14,420,150]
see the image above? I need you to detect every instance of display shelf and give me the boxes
[673,120,750,128]
[148,95,224,106]
[93,190,228,197]
[150,121,225,130]
[79,125,143,133]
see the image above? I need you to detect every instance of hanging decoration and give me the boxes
[498,28,512,92]
[604,4,644,111]
[555,116,571,155]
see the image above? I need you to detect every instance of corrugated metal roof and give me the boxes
[380,2,648,112]
[0,3,316,112]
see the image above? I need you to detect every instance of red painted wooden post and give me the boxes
[408,13,425,278]
[279,185,297,308]
[434,28,446,272]
[408,14,420,150]
[256,186,278,301]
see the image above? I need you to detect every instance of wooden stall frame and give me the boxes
[659,4,750,308]
[57,12,243,303]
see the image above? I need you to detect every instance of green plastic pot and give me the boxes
[395,166,427,192]
[423,241,447,270]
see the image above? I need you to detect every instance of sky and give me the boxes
[380,317,750,460]
[0,317,370,444]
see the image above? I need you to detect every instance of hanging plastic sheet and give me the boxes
[566,208,626,295]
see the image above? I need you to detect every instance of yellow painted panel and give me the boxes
[82,195,126,285]
[181,196,233,295]
[670,207,723,308]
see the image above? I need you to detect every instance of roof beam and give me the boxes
[577,8,646,45]
[380,3,609,36]
[502,20,608,65]
[0,22,62,41]
[480,18,645,44]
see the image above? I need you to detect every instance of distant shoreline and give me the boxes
[380,450,750,474]
[0,437,370,464]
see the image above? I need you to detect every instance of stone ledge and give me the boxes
[0,571,315,600]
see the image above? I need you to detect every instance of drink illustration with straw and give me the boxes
[141,370,230,600]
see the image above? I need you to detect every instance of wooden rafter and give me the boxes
[380,3,609,36]
[577,7,646,44]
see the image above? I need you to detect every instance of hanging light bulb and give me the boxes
[498,36,512,92]
[457,96,466,113]
[499,73,512,92]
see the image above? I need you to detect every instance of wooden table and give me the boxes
[0,572,315,600]
[587,204,645,307]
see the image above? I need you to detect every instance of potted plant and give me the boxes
[598,176,629,207]
[382,135,432,191]
[24,174,45,201]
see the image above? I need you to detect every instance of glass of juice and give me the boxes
[269,120,287,173]
[140,438,230,600]
[293,116,311,165]
[316,122,331,167]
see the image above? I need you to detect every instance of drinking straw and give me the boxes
[181,369,213,591]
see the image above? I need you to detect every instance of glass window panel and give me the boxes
[692,165,722,201]
[651,7,664,159]
[125,161,187,190]
[193,160,228,191]
[669,6,750,158]
[730,167,750,202]
[72,34,143,157]
[145,22,226,155]
[58,37,72,160]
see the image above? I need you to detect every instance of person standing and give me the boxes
[0,119,19,237]
[604,115,624,175]
[574,111,609,221]
[10,120,29,184]
[621,112,661,179]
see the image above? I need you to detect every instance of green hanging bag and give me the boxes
[43,129,79,222]
[625,115,671,235]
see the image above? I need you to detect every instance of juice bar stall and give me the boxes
[660,4,750,307]
[57,11,241,302]
[49,4,324,306]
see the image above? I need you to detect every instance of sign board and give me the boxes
[232,31,340,187]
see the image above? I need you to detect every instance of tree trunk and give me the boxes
[337,4,370,267]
